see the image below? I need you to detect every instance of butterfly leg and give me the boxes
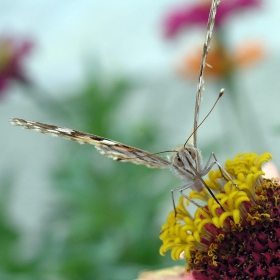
[202,153,240,190]
[179,189,212,216]
[171,182,194,216]
[171,182,209,216]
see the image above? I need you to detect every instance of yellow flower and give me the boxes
[160,153,280,279]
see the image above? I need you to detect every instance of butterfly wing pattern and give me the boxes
[10,118,170,169]
[10,118,205,192]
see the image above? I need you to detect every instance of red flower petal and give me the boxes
[254,239,267,253]
[267,266,280,278]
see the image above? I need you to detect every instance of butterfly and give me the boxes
[10,86,224,211]
[9,117,203,187]
[10,0,223,209]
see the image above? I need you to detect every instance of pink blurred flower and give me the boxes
[137,266,194,280]
[163,0,261,38]
[0,37,32,97]
[263,162,280,182]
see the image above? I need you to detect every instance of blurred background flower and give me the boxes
[163,0,261,38]
[138,266,193,280]
[2,1,280,279]
[176,41,264,79]
[0,37,32,97]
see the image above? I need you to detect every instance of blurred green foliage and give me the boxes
[3,72,183,279]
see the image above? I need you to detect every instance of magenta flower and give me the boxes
[0,37,32,97]
[163,0,261,38]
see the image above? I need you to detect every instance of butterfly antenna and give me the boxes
[116,150,177,161]
[150,150,176,156]
[184,88,224,149]
[193,0,220,148]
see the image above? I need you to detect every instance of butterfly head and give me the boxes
[169,143,203,190]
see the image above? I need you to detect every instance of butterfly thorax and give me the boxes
[169,144,204,192]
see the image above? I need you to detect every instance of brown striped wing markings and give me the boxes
[10,118,169,169]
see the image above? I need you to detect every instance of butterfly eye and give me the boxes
[187,148,197,160]
[175,154,184,167]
